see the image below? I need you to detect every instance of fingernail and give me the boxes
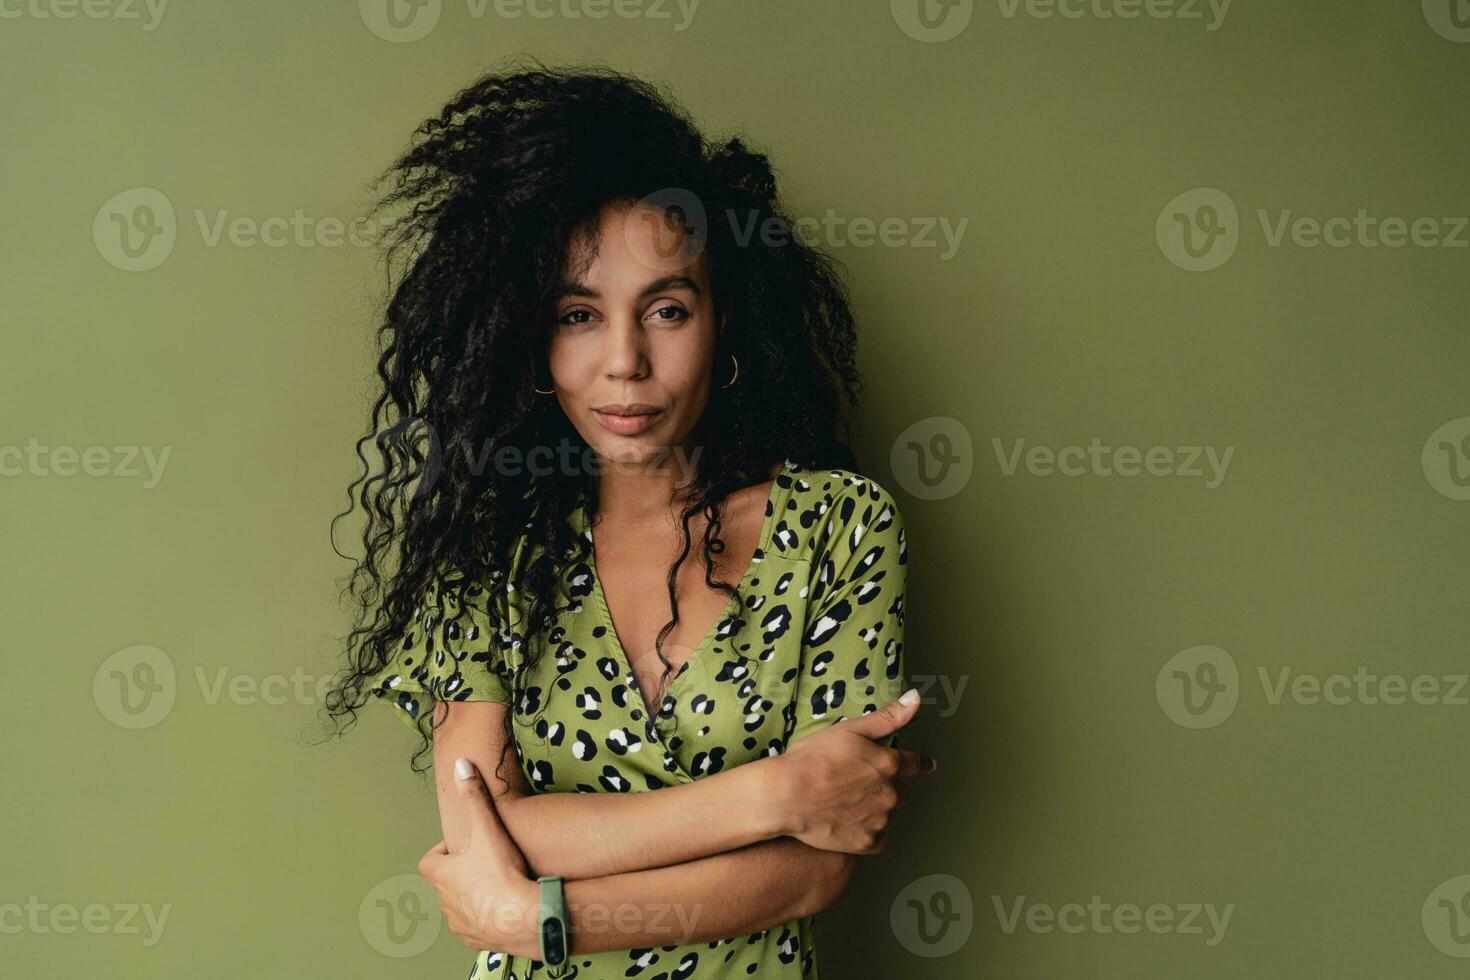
[454,757,474,781]
[900,688,919,706]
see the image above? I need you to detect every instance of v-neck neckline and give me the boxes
[580,463,788,720]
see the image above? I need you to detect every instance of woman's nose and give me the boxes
[601,315,647,378]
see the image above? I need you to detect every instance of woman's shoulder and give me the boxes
[770,461,907,566]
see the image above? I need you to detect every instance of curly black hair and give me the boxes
[322,57,869,778]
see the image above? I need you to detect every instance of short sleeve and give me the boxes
[788,476,909,749]
[368,564,517,736]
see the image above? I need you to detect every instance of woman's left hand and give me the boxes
[417,757,544,959]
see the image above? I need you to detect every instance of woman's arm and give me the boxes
[430,694,930,881]
[431,699,786,879]
[418,757,862,959]
[561,837,857,954]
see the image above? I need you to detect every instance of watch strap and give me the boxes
[537,875,568,971]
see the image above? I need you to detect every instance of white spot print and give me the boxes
[810,612,841,643]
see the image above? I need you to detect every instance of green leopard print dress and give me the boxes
[371,461,909,979]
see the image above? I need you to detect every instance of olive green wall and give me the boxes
[4,0,1467,977]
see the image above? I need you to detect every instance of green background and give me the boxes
[4,0,1468,976]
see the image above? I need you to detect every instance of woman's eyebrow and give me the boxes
[552,275,702,302]
[638,275,701,298]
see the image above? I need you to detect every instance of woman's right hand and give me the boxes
[771,688,937,854]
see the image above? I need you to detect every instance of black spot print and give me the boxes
[760,604,792,642]
[606,727,643,755]
[573,729,598,761]
[598,765,631,793]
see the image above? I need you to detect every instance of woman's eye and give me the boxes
[648,305,689,323]
[558,309,594,326]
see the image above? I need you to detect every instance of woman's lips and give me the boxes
[592,409,663,436]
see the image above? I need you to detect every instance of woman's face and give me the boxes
[546,200,721,477]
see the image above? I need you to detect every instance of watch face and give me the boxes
[541,917,567,965]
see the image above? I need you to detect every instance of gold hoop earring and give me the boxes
[533,380,555,394]
[721,353,739,388]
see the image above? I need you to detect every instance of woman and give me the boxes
[328,60,937,978]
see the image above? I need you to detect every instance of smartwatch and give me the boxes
[536,875,569,973]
